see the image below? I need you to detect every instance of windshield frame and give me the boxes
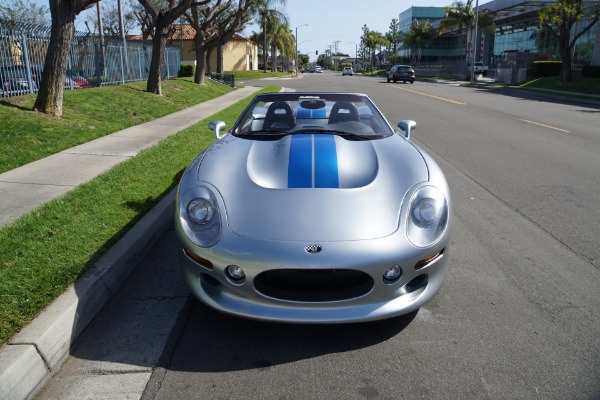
[231,92,396,140]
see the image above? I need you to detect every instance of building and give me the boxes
[398,6,446,60]
[133,24,258,72]
[397,0,600,67]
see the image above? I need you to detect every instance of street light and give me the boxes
[295,24,309,75]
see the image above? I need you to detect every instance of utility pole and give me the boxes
[471,0,479,84]
[117,0,128,74]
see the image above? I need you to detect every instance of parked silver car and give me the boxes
[175,92,451,323]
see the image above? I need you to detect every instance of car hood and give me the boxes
[196,134,428,241]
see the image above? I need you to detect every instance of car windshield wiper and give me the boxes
[292,129,373,141]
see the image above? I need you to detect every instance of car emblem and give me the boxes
[305,244,322,254]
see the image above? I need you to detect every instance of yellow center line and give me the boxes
[391,86,466,105]
[520,119,571,133]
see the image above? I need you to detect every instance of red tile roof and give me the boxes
[128,25,254,43]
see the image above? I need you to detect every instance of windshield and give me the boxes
[232,93,394,140]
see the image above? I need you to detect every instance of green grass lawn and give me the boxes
[0,78,234,174]
[229,70,294,80]
[0,81,278,345]
[519,76,600,95]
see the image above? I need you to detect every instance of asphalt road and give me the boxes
[36,72,600,400]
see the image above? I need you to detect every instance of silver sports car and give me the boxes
[175,92,451,323]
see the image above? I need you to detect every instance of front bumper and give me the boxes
[176,224,449,324]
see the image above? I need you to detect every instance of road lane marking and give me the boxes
[391,86,466,105]
[520,119,571,133]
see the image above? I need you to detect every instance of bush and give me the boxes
[582,65,600,78]
[530,61,562,77]
[179,64,194,77]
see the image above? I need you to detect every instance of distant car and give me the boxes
[387,65,415,84]
[466,62,489,79]
[70,75,92,88]
[342,66,353,76]
[315,66,323,73]
[175,91,451,323]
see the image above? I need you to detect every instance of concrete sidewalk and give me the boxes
[0,85,260,228]
[0,85,261,400]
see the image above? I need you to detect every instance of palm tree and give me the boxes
[400,20,436,64]
[439,0,495,65]
[251,0,287,72]
[439,0,474,64]
[361,28,387,69]
[265,12,290,72]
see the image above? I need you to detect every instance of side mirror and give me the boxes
[398,120,417,140]
[208,120,227,139]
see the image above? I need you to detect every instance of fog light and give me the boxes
[226,265,245,281]
[383,265,402,283]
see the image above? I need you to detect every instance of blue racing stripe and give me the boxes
[288,134,313,188]
[296,108,311,118]
[314,135,339,188]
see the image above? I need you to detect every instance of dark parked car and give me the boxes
[387,65,415,84]
[0,65,37,97]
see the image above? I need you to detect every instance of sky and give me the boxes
[243,0,462,62]
[30,0,490,63]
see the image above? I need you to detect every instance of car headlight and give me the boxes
[407,186,448,247]
[179,186,221,247]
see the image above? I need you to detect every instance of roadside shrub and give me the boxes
[179,64,194,77]
[85,76,107,87]
[582,65,600,78]
[530,61,562,77]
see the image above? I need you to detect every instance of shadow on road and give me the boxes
[472,86,600,110]
[165,301,418,373]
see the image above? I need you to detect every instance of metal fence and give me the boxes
[0,19,180,98]
[208,72,235,87]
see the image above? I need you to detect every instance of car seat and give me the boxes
[328,102,359,124]
[263,101,296,130]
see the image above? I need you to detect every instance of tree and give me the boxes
[265,14,291,71]
[298,52,308,69]
[251,0,286,72]
[185,0,235,84]
[361,25,387,69]
[131,0,158,40]
[539,0,600,82]
[439,0,495,66]
[401,20,436,64]
[386,18,399,56]
[32,0,98,117]
[138,0,209,95]
[83,0,137,36]
[0,0,50,25]
[439,0,474,64]
[199,0,252,76]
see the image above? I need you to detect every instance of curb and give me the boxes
[0,84,265,400]
[0,188,176,400]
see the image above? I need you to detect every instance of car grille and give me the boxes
[254,269,374,302]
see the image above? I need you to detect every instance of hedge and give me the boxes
[530,61,562,77]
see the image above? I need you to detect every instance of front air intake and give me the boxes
[254,269,374,302]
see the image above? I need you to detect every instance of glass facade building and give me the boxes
[397,0,599,67]
[492,14,598,66]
